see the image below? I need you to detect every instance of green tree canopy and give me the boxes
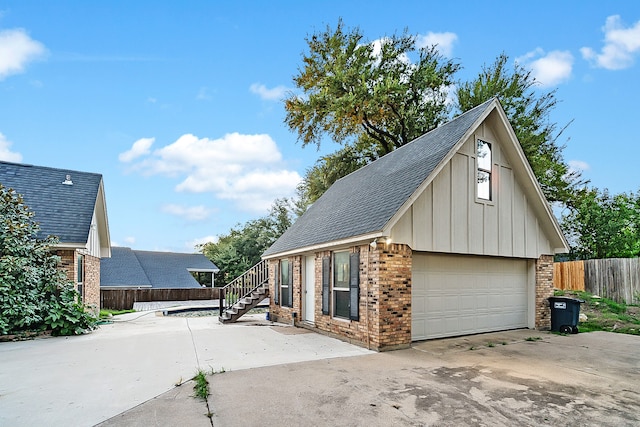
[456,53,585,205]
[0,184,96,335]
[285,20,460,158]
[199,198,295,285]
[561,188,640,260]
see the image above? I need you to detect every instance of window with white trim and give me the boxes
[477,139,492,201]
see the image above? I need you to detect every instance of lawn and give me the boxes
[555,290,640,335]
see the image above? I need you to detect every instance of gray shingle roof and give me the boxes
[100,247,152,287]
[101,247,220,289]
[263,99,494,257]
[0,161,102,243]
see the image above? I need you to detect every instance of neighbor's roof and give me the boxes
[0,161,104,244]
[263,99,495,257]
[101,247,219,289]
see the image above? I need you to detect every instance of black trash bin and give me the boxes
[548,296,584,334]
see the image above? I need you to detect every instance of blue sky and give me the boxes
[1,1,639,252]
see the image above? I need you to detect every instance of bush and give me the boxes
[0,184,97,336]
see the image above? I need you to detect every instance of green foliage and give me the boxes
[199,198,295,284]
[286,20,460,203]
[0,184,97,336]
[193,369,210,400]
[456,53,586,205]
[287,22,581,210]
[286,20,459,154]
[561,188,640,259]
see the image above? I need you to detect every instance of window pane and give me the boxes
[333,252,349,288]
[281,287,289,307]
[281,260,289,286]
[477,140,491,170]
[477,170,491,200]
[334,290,349,318]
[77,255,84,283]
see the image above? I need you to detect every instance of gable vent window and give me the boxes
[477,139,492,201]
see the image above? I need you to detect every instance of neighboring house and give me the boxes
[263,98,568,351]
[100,247,219,289]
[0,161,111,310]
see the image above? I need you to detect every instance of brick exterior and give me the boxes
[270,249,554,350]
[535,254,554,330]
[56,249,100,314]
[269,242,413,351]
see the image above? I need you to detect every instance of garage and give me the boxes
[412,253,531,341]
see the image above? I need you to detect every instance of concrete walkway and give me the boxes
[0,312,371,427]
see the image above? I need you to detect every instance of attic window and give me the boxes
[477,140,492,200]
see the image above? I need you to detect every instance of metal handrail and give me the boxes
[219,259,269,315]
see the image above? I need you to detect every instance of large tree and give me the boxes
[561,188,640,260]
[456,53,585,205]
[285,20,460,160]
[0,184,96,336]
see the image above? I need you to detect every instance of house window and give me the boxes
[333,251,350,319]
[477,139,492,201]
[322,252,359,321]
[77,254,84,302]
[280,259,292,307]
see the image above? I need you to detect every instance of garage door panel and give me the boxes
[412,253,529,341]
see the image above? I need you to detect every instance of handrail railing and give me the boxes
[219,259,269,315]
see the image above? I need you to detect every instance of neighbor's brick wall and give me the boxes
[269,243,413,351]
[57,249,76,282]
[83,253,100,312]
[535,254,554,330]
[55,249,100,314]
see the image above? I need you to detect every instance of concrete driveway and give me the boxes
[203,330,640,427]
[2,313,639,427]
[0,311,371,427]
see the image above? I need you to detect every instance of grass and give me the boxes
[99,309,135,318]
[554,290,640,335]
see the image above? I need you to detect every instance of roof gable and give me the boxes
[263,99,495,257]
[0,161,105,246]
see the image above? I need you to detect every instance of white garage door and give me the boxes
[412,253,529,341]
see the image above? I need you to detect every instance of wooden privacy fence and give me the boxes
[554,258,640,305]
[101,288,221,310]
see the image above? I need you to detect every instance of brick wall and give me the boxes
[269,242,413,351]
[535,254,554,330]
[84,254,100,312]
[55,249,100,314]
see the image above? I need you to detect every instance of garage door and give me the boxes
[412,253,529,341]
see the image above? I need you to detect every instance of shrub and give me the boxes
[0,184,97,336]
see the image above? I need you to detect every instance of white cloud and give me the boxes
[0,132,22,162]
[516,48,573,87]
[197,86,212,100]
[124,236,136,245]
[568,160,590,173]
[127,132,302,212]
[187,235,218,250]
[416,31,458,57]
[118,137,154,162]
[249,83,289,101]
[0,28,47,80]
[581,15,640,70]
[162,204,213,221]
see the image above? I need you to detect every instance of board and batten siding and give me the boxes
[391,124,552,259]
